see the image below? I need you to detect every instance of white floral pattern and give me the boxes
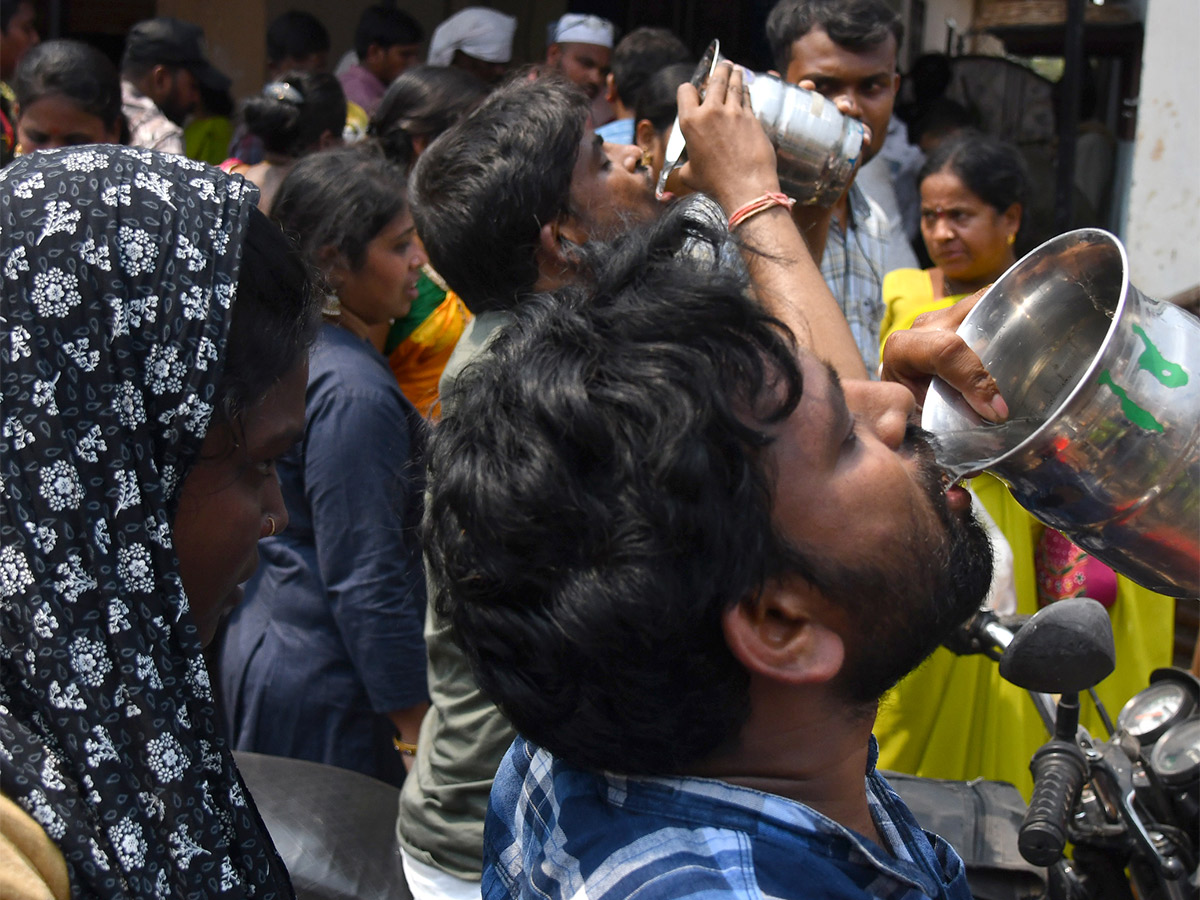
[118,225,159,276]
[76,424,107,462]
[39,460,84,510]
[146,343,187,394]
[180,284,210,319]
[0,545,34,598]
[8,323,32,361]
[30,269,82,317]
[146,733,188,783]
[135,170,177,207]
[4,244,29,279]
[12,171,45,198]
[102,183,131,206]
[31,374,60,413]
[54,552,97,602]
[80,237,112,272]
[112,380,147,427]
[63,337,100,372]
[36,200,81,245]
[108,815,148,870]
[1,146,290,898]
[3,415,34,450]
[62,149,107,172]
[117,544,155,593]
[32,604,59,639]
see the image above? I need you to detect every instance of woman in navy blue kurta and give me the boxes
[219,146,430,787]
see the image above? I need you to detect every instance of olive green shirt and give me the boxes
[397,311,515,880]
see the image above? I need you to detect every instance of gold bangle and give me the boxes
[393,734,417,756]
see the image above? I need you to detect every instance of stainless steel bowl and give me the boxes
[656,39,863,207]
[922,229,1200,598]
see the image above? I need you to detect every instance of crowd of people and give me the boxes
[0,0,1183,898]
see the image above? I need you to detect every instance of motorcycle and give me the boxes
[911,597,1200,900]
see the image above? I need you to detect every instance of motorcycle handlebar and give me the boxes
[1019,739,1090,867]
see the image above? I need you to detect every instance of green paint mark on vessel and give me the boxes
[1099,370,1164,432]
[1133,325,1188,387]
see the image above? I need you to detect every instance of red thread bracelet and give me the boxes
[728,192,797,230]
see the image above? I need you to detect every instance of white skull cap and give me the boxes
[552,13,616,48]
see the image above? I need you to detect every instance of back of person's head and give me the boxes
[220,206,320,425]
[634,61,693,133]
[266,10,330,67]
[354,4,423,59]
[428,206,805,774]
[273,143,409,276]
[1,0,27,31]
[14,39,123,133]
[369,64,487,170]
[410,74,589,312]
[908,52,952,102]
[920,129,1029,216]
[909,97,976,150]
[766,0,903,72]
[240,70,345,157]
[609,27,690,108]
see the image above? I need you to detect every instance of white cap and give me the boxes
[551,13,615,49]
[428,7,518,67]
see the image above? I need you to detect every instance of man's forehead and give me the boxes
[787,26,897,74]
[560,42,611,60]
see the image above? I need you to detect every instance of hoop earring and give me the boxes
[265,515,277,537]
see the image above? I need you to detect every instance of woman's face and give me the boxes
[0,1,38,80]
[16,94,121,153]
[920,169,1020,288]
[335,210,427,324]
[173,361,307,645]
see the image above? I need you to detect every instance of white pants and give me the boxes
[401,848,482,900]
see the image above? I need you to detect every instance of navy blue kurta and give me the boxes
[219,323,429,787]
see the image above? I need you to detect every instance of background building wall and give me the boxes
[1121,0,1198,299]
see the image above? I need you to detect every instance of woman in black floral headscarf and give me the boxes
[0,145,318,898]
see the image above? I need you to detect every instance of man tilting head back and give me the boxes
[429,208,994,899]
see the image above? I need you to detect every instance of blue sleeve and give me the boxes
[303,373,428,713]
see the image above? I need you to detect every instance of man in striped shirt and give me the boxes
[427,207,995,899]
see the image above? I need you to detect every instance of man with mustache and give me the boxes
[428,205,994,899]
[543,13,616,102]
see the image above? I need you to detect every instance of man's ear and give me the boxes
[546,43,562,67]
[316,129,341,151]
[363,42,384,73]
[605,71,618,105]
[149,64,174,102]
[722,579,845,686]
[533,218,579,289]
[634,118,656,150]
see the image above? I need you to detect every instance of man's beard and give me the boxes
[812,426,994,707]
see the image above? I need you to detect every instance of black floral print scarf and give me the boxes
[1,146,293,898]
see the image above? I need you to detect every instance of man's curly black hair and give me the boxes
[424,207,811,775]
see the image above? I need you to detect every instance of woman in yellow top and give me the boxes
[875,131,1176,795]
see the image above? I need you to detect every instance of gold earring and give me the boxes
[639,146,653,169]
[1007,233,1016,246]
[265,515,277,537]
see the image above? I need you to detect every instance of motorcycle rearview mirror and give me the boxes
[999,597,1116,694]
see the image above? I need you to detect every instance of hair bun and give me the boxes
[262,81,304,105]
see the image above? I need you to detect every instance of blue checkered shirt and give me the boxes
[483,736,971,900]
[820,183,890,375]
